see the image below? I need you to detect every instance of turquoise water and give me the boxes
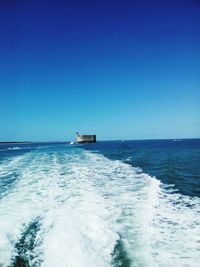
[0,140,200,267]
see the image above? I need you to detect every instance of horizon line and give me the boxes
[0,137,200,144]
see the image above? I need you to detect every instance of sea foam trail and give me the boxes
[84,152,200,267]
[0,150,119,267]
[0,155,29,198]
[0,148,200,267]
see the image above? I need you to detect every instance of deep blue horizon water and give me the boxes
[85,139,200,198]
[0,139,200,266]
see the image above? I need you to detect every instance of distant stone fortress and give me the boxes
[76,132,96,143]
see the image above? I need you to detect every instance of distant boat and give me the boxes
[70,141,75,145]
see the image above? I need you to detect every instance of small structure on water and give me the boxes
[76,132,96,143]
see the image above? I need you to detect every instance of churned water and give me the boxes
[0,140,200,267]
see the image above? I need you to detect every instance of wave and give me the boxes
[0,149,199,267]
[8,147,22,150]
[7,147,33,151]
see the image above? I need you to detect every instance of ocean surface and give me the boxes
[0,139,200,267]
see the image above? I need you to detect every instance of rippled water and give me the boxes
[0,141,200,267]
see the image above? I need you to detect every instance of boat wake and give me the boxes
[0,148,199,267]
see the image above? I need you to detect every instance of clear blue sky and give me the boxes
[0,0,199,141]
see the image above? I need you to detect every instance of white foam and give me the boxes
[0,150,119,266]
[0,155,26,196]
[85,152,200,266]
[0,149,199,267]
[8,147,21,150]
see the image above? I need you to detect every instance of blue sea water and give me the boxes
[0,139,200,267]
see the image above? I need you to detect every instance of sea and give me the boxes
[0,139,200,267]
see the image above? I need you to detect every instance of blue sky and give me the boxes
[0,0,199,141]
